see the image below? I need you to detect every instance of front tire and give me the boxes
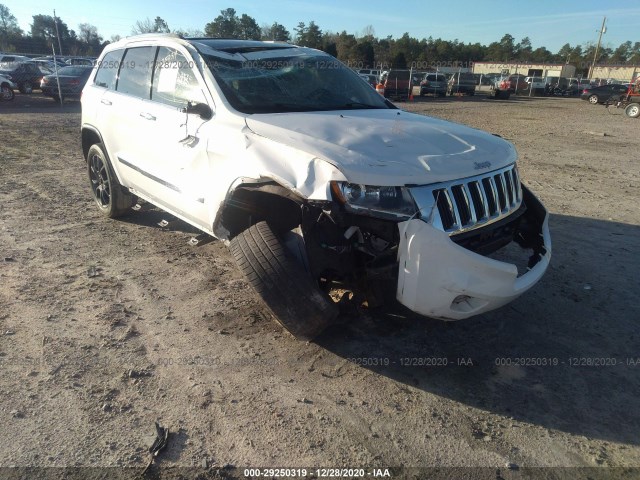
[625,103,640,118]
[87,143,135,218]
[0,83,14,101]
[19,83,33,94]
[588,94,599,104]
[230,221,338,340]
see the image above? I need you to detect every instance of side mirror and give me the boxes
[185,102,213,120]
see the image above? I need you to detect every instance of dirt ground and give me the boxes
[1,92,639,480]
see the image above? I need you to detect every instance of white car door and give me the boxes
[133,46,212,230]
[96,46,157,194]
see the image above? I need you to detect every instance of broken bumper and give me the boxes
[396,190,551,320]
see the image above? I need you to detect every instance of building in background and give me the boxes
[590,65,639,83]
[472,62,576,80]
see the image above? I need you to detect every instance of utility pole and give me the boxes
[53,9,63,57]
[589,16,606,80]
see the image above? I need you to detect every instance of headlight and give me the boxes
[330,181,417,218]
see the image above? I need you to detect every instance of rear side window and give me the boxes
[151,47,205,107]
[116,46,155,99]
[94,50,123,90]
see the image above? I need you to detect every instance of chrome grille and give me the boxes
[410,164,523,235]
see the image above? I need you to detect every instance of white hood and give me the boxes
[245,109,517,186]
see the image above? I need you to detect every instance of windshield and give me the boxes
[202,52,390,114]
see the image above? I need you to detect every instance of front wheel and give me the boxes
[87,143,135,218]
[625,103,640,118]
[19,83,33,94]
[0,84,14,101]
[230,221,338,340]
[588,94,599,104]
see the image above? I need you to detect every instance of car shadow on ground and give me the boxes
[116,203,203,235]
[316,213,640,445]
[108,201,640,445]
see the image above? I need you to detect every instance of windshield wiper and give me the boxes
[246,103,320,113]
[244,102,386,114]
[337,102,385,110]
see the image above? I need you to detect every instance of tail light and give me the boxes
[69,79,80,86]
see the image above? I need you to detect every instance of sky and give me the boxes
[6,0,640,53]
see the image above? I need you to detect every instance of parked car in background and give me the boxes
[32,59,67,75]
[0,73,16,101]
[479,73,501,86]
[356,68,380,78]
[498,74,529,93]
[566,78,592,96]
[448,72,476,95]
[380,70,412,100]
[419,72,448,97]
[358,73,378,87]
[525,76,546,93]
[0,61,43,93]
[543,76,560,87]
[580,84,629,104]
[33,56,67,66]
[0,54,30,63]
[41,65,93,101]
[66,57,95,66]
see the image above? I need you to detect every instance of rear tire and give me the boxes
[588,94,599,104]
[87,143,135,218]
[230,221,338,340]
[625,103,640,118]
[19,83,33,94]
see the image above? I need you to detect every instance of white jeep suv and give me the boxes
[81,34,551,340]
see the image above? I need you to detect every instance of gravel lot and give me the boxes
[1,92,639,480]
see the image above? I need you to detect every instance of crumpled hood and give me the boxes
[245,109,517,186]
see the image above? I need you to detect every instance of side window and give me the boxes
[116,46,155,99]
[151,47,205,108]
[94,50,124,90]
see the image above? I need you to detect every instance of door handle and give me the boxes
[100,99,112,105]
[139,112,156,121]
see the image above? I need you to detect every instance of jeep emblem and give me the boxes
[474,161,492,170]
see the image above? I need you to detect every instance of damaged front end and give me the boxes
[300,163,550,320]
[397,182,550,320]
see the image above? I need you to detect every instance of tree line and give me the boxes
[1,5,639,73]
